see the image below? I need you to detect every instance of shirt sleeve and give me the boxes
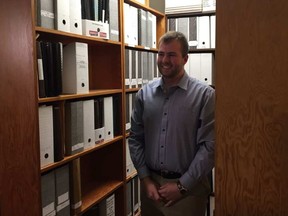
[180,88,215,191]
[128,89,151,179]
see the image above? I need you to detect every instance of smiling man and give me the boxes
[128,31,215,216]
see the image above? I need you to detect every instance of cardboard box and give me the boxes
[82,19,109,39]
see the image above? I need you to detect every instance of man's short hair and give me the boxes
[158,31,189,57]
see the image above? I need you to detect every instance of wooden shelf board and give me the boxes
[35,26,122,46]
[40,136,123,173]
[126,170,138,181]
[80,180,123,214]
[38,89,122,103]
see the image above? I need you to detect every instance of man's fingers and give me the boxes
[164,200,174,207]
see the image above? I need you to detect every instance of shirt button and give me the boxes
[164,113,167,115]
[162,129,165,132]
[161,145,164,148]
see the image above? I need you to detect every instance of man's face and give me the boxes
[157,40,188,79]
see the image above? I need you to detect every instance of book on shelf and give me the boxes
[37,0,55,29]
[38,105,54,167]
[126,180,133,216]
[132,176,140,214]
[137,8,147,47]
[52,104,65,162]
[167,15,215,50]
[109,0,119,41]
[112,95,121,137]
[38,41,63,97]
[202,0,216,12]
[54,0,70,32]
[36,41,46,98]
[65,101,84,156]
[126,138,136,177]
[70,158,82,214]
[70,0,83,34]
[94,97,105,144]
[99,194,115,216]
[103,96,114,141]
[83,99,96,150]
[55,164,70,215]
[188,53,213,85]
[41,170,56,216]
[62,42,89,94]
[81,0,94,20]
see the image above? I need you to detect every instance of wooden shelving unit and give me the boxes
[0,0,165,215]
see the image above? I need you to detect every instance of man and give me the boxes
[128,31,215,216]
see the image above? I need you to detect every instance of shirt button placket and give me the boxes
[159,97,169,169]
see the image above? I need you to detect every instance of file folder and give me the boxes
[65,101,84,155]
[94,97,105,144]
[104,96,114,141]
[41,170,56,216]
[70,0,82,34]
[54,0,70,32]
[63,42,89,94]
[83,99,95,149]
[38,105,54,167]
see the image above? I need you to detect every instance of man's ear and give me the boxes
[183,54,189,64]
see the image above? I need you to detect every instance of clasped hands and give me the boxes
[142,177,183,207]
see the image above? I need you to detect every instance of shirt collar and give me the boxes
[155,72,189,91]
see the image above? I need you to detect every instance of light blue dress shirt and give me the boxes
[129,72,215,194]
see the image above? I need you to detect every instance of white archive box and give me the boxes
[82,19,109,39]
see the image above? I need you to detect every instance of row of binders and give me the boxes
[126,176,141,216]
[124,51,214,86]
[36,41,89,98]
[41,164,70,216]
[124,3,157,48]
[167,15,216,49]
[125,49,160,90]
[185,53,214,85]
[125,49,214,87]
[41,160,116,216]
[38,96,120,168]
[37,0,119,40]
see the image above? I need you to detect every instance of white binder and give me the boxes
[210,15,216,49]
[83,100,95,149]
[62,42,89,94]
[54,0,70,32]
[151,13,157,48]
[189,53,213,85]
[104,96,114,141]
[197,16,211,49]
[69,0,82,34]
[38,105,54,167]
[200,53,213,85]
[189,53,201,80]
[130,6,139,46]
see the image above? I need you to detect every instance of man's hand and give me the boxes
[158,182,182,207]
[141,177,163,202]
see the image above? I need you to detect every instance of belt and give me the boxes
[150,169,182,179]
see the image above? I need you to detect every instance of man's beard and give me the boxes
[158,64,181,79]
